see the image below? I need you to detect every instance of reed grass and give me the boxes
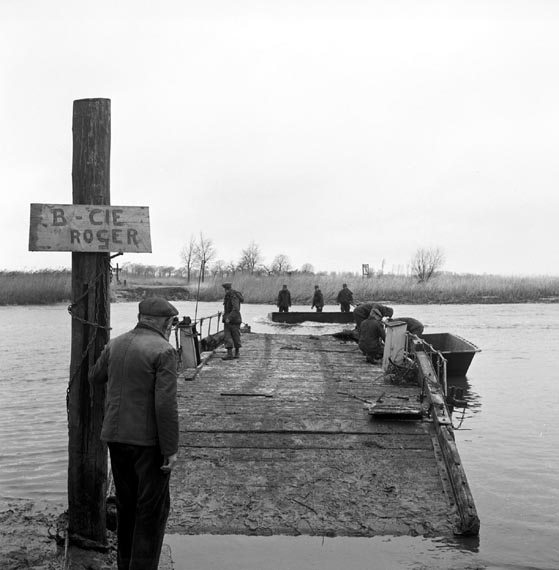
[192,272,559,305]
[0,270,72,305]
[2,270,559,306]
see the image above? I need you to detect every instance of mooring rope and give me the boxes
[66,256,115,421]
[67,256,113,330]
[386,357,417,384]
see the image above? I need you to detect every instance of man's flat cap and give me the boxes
[222,282,232,288]
[139,297,178,317]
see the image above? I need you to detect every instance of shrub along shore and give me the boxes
[2,269,559,306]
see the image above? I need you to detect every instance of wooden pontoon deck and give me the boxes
[167,332,476,538]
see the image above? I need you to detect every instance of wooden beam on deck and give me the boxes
[412,340,480,535]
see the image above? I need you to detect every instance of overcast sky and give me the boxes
[2,0,558,276]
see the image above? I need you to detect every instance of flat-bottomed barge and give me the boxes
[168,332,478,538]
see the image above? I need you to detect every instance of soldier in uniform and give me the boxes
[387,316,424,337]
[311,285,324,312]
[222,282,244,360]
[336,283,354,312]
[353,302,394,331]
[277,284,292,313]
[358,307,386,364]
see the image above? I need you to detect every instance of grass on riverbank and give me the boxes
[3,269,559,306]
[195,273,559,304]
[0,270,72,305]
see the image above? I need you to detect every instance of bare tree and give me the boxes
[410,247,445,283]
[239,240,262,274]
[271,254,292,274]
[259,264,274,276]
[194,232,216,283]
[123,262,142,277]
[224,261,238,276]
[156,265,175,278]
[300,263,315,274]
[143,265,156,278]
[210,259,226,279]
[180,235,197,283]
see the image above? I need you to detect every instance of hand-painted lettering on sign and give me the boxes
[29,204,152,253]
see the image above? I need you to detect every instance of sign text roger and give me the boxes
[29,203,152,253]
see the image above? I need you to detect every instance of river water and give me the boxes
[1,302,558,569]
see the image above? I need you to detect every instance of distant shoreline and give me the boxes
[114,285,559,305]
[2,270,559,306]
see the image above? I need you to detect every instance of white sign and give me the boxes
[29,203,152,253]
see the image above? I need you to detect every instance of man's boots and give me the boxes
[222,348,234,360]
[234,348,240,359]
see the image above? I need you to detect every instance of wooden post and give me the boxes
[67,98,111,547]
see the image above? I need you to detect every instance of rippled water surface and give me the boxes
[1,301,558,569]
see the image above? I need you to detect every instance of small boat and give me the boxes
[421,333,481,377]
[268,311,355,324]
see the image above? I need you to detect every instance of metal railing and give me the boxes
[196,312,223,338]
[407,334,448,396]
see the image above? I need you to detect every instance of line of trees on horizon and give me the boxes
[117,233,446,284]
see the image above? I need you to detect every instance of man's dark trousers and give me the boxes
[108,442,171,570]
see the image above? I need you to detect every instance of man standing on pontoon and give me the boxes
[277,284,292,313]
[336,283,354,313]
[311,285,324,312]
[222,282,244,360]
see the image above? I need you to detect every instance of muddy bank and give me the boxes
[0,499,117,570]
[113,285,191,303]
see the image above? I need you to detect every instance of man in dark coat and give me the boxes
[89,297,179,570]
[353,302,394,331]
[336,284,354,313]
[387,316,424,337]
[311,285,324,312]
[358,307,386,364]
[277,284,292,313]
[222,282,244,360]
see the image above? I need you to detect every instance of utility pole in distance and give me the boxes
[67,98,111,547]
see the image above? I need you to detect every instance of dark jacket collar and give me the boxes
[135,322,168,340]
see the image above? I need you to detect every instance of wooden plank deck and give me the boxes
[167,333,460,538]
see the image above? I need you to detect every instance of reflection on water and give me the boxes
[1,302,559,569]
[166,534,483,570]
[447,375,482,428]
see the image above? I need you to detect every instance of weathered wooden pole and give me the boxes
[67,98,111,547]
